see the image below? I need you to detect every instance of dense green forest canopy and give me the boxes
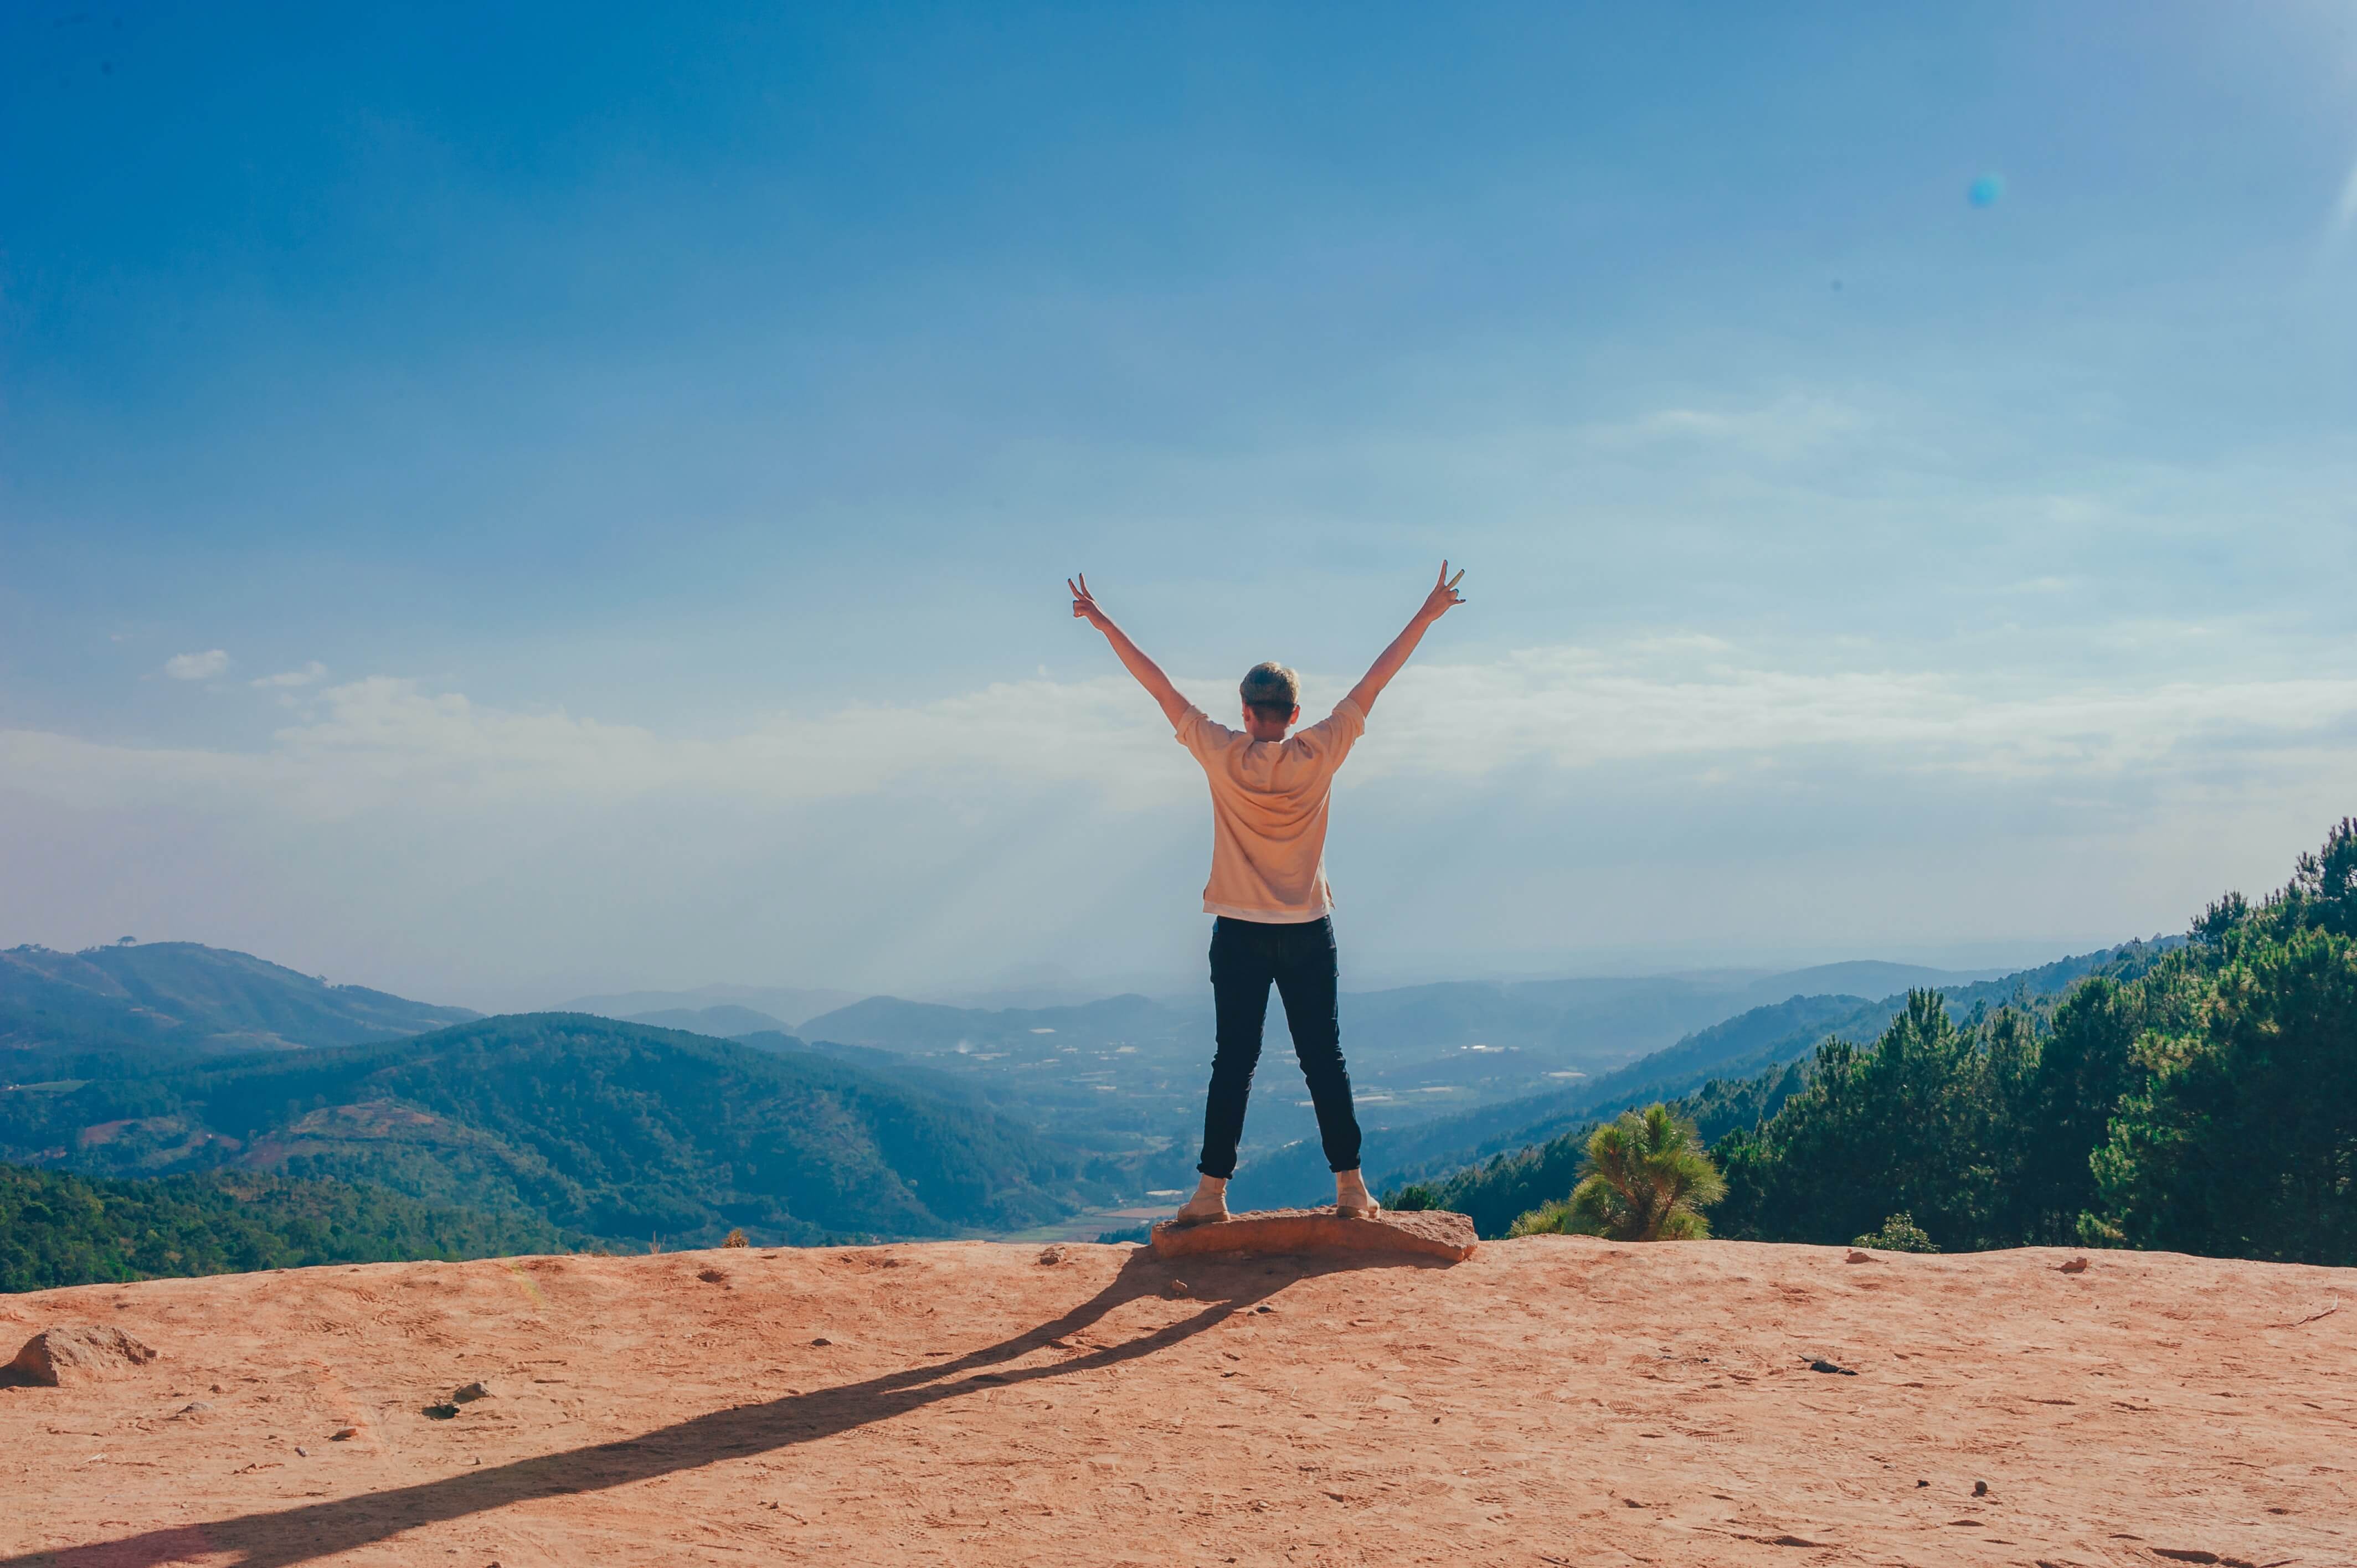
[1,1162,570,1293]
[1408,818,2356,1267]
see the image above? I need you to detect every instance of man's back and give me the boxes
[1175,698,1367,922]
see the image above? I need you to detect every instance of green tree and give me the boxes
[1852,1211,1937,1252]
[1510,1105,1724,1241]
[2278,815,2357,940]
[1386,1183,1439,1212]
[2091,920,2357,1265]
[1999,979,2130,1243]
[1715,991,2003,1248]
[2078,816,2357,1265]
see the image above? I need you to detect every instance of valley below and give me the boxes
[2,938,2157,1257]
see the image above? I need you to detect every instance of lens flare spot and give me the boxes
[1968,173,2005,208]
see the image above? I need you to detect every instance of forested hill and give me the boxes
[0,1014,1115,1249]
[1,1163,570,1293]
[1455,938,2175,1161]
[1,941,476,1075]
[1235,940,2166,1205]
[1403,817,2357,1267]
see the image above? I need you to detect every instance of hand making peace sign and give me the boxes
[1417,561,1467,623]
[1068,572,1111,631]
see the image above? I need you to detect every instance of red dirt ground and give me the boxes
[1,1236,2350,1566]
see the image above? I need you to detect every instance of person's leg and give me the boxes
[1270,916,1375,1212]
[1180,917,1273,1222]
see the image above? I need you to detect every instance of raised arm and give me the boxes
[1068,573,1192,728]
[1345,561,1465,716]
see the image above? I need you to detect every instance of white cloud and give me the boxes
[9,641,2354,1003]
[1361,647,2357,783]
[162,650,230,680]
[250,661,328,689]
[1577,395,1870,460]
[18,639,2357,823]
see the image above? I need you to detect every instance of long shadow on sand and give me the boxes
[8,1247,1444,1568]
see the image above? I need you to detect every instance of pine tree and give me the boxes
[1510,1105,1724,1241]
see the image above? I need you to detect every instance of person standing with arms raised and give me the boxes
[1068,564,1468,1225]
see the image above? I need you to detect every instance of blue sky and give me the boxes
[4,3,2354,1006]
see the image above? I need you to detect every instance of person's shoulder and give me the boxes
[1295,697,1367,746]
[1176,704,1241,748]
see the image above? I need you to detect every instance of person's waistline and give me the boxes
[1202,900,1333,925]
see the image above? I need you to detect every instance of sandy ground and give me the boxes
[1,1236,2350,1566]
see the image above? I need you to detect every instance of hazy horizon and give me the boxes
[4,930,2140,1018]
[526,936,2118,1019]
[5,4,2350,1009]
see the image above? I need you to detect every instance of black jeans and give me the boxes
[1197,915,1363,1180]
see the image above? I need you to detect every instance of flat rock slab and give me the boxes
[1150,1207,1478,1263]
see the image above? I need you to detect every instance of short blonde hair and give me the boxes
[1239,661,1300,718]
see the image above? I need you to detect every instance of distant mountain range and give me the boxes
[619,1004,792,1036]
[1,942,477,1077]
[558,984,860,1031]
[794,962,2008,1072]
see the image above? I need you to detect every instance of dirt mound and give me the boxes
[0,1239,2348,1565]
[3,1324,158,1387]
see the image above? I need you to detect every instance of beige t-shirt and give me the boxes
[1174,697,1367,922]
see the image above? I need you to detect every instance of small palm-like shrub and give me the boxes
[1507,1199,1577,1237]
[1852,1211,1936,1252]
[1510,1104,1725,1241]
